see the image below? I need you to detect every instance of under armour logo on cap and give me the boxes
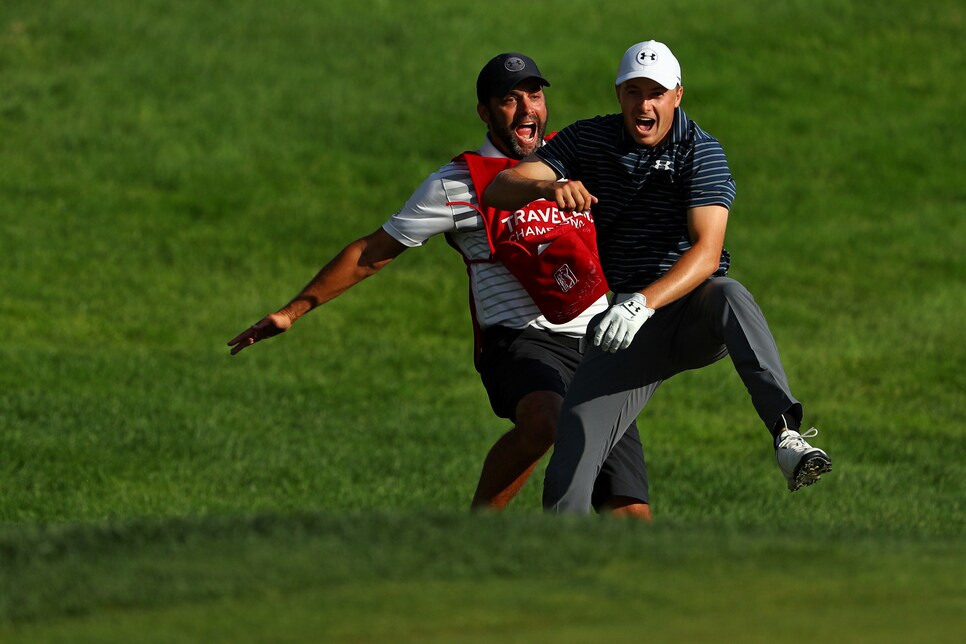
[476,52,550,103]
[504,57,526,72]
[637,48,659,65]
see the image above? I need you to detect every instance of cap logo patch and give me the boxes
[637,48,658,66]
[504,57,526,72]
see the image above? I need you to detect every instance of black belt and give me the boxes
[482,325,587,354]
[546,330,586,353]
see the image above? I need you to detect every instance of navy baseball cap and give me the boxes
[476,53,550,103]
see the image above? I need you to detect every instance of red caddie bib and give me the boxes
[449,147,609,324]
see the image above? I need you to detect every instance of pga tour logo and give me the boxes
[554,264,578,293]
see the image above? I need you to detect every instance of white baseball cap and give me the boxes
[615,40,681,89]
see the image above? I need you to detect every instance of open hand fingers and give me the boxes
[602,322,626,353]
[228,325,259,355]
[228,327,254,347]
[593,313,622,352]
[228,318,280,355]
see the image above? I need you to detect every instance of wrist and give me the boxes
[616,292,654,319]
[614,292,648,307]
[539,178,561,200]
[277,303,305,325]
[627,292,647,307]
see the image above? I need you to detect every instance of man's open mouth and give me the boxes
[515,122,537,142]
[636,117,656,132]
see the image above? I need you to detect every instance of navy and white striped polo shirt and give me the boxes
[536,108,736,292]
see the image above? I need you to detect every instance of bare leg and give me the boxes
[471,390,559,510]
[601,496,653,521]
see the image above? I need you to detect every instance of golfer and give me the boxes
[229,53,652,518]
[485,40,832,513]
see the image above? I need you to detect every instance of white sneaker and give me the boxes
[775,428,832,492]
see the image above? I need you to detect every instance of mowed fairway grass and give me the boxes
[1,0,964,641]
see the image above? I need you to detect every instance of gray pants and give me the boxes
[542,277,802,514]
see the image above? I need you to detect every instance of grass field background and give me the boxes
[1,0,964,641]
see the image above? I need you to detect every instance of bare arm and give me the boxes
[637,205,729,309]
[228,227,407,354]
[483,156,598,213]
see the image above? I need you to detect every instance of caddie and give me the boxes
[229,52,653,518]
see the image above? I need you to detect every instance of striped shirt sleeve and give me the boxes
[382,161,476,247]
[684,134,736,210]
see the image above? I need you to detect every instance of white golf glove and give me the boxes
[592,293,655,353]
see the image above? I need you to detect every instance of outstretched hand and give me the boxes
[228,312,292,355]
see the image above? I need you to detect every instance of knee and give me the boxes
[514,410,557,454]
[705,277,754,310]
[513,392,562,454]
[602,498,652,521]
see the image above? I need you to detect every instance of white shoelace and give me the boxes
[778,427,819,450]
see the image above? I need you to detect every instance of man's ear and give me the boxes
[477,102,490,125]
[674,85,684,107]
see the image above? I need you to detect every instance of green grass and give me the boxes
[1,0,964,638]
[2,514,964,642]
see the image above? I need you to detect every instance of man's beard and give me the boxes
[492,115,547,159]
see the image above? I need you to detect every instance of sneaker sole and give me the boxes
[788,454,833,492]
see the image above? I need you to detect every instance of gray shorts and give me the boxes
[477,325,649,507]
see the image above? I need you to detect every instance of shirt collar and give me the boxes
[668,107,690,144]
[478,134,508,159]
